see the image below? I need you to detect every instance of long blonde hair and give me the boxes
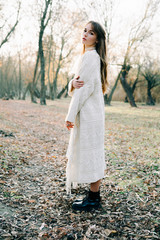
[82,21,108,94]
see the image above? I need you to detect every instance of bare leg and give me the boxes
[90,179,101,192]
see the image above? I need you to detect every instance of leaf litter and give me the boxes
[0,99,160,239]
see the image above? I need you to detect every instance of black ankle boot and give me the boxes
[72,190,101,211]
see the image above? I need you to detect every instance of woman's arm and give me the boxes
[68,76,84,96]
[65,52,100,124]
[66,77,84,130]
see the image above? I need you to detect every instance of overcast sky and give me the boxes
[1,0,160,59]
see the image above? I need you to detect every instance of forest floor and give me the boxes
[0,99,160,240]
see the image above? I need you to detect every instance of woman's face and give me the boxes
[82,23,97,48]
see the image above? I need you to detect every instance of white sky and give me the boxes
[0,0,160,60]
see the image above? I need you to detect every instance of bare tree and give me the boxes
[44,8,86,100]
[120,64,137,106]
[142,60,160,105]
[0,1,21,49]
[119,0,160,107]
[18,52,22,99]
[45,30,54,99]
[25,53,40,103]
[30,0,67,104]
[124,65,141,102]
[80,0,160,106]
[51,36,74,99]
[104,69,121,105]
[25,0,53,104]
[0,56,18,98]
[57,74,70,99]
[37,0,52,105]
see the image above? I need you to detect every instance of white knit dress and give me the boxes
[65,50,106,194]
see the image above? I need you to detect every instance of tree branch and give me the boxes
[0,1,21,49]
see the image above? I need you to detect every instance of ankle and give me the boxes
[88,190,101,201]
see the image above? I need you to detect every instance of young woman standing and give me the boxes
[65,21,107,211]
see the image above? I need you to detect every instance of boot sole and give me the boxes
[72,203,101,212]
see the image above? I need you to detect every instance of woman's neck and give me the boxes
[85,46,96,52]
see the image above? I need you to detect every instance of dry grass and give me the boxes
[104,101,160,192]
[0,99,160,239]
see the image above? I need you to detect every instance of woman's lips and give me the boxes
[82,38,86,41]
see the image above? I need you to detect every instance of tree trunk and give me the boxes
[146,81,155,105]
[124,96,128,103]
[18,53,22,100]
[104,70,121,105]
[57,80,69,99]
[28,83,37,103]
[120,64,137,107]
[51,37,65,100]
[47,51,51,99]
[49,50,56,99]
[46,31,53,99]
[124,65,140,102]
[39,37,46,105]
[22,84,29,100]
[38,0,52,105]
[124,79,138,103]
[31,52,40,103]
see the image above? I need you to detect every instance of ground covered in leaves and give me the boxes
[0,99,160,240]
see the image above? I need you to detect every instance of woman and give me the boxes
[65,21,107,211]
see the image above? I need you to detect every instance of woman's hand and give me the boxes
[66,121,74,130]
[72,76,84,89]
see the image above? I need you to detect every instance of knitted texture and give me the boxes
[65,50,106,194]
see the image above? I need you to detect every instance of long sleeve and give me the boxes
[68,79,74,97]
[68,55,82,97]
[65,51,100,123]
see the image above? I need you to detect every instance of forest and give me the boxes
[0,0,160,239]
[0,0,160,106]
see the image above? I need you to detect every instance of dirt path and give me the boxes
[0,99,159,239]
